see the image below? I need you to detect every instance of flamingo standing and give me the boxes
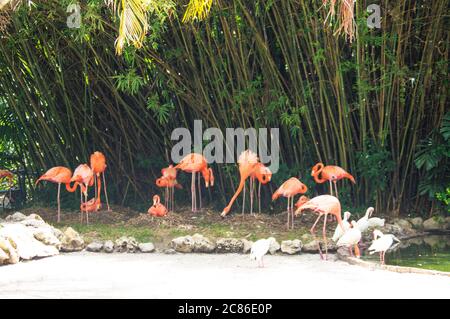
[294,195,346,260]
[368,230,401,265]
[248,163,272,214]
[337,221,362,257]
[155,175,182,212]
[311,163,355,197]
[332,211,352,242]
[71,164,94,223]
[90,151,110,211]
[175,153,214,212]
[35,167,79,222]
[160,164,178,212]
[272,177,308,229]
[221,150,259,217]
[80,175,102,224]
[148,195,168,217]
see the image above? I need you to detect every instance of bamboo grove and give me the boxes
[0,0,448,215]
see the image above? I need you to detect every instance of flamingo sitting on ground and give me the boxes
[80,175,102,224]
[90,151,111,211]
[368,230,401,265]
[175,153,214,212]
[250,237,276,268]
[311,163,355,197]
[221,150,259,217]
[35,167,79,222]
[156,175,182,212]
[272,177,308,230]
[294,195,345,260]
[71,164,94,223]
[332,211,352,242]
[148,195,167,217]
[337,221,362,257]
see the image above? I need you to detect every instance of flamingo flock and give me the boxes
[35,151,110,224]
[31,148,396,265]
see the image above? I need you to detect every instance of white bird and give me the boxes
[337,221,362,257]
[250,237,275,268]
[332,211,351,242]
[356,207,374,233]
[368,230,400,265]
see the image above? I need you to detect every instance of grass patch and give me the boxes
[65,223,155,243]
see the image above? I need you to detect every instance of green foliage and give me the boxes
[435,188,450,214]
[113,68,145,95]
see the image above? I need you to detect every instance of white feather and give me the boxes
[368,230,399,254]
[356,207,374,233]
[250,238,273,264]
[367,217,385,228]
[332,211,351,242]
[337,221,361,247]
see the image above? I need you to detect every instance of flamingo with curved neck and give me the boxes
[311,162,355,197]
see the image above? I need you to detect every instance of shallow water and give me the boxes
[362,235,450,272]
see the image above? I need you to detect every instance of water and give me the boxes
[362,235,450,272]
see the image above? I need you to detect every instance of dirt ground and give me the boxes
[16,204,334,247]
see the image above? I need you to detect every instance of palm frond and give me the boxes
[182,0,212,23]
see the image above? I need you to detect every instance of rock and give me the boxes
[171,236,194,253]
[281,239,303,255]
[423,235,447,249]
[409,217,424,229]
[60,227,85,252]
[5,212,27,222]
[445,217,450,230]
[138,243,155,253]
[21,218,46,228]
[242,239,253,254]
[393,218,413,230]
[381,223,403,236]
[26,214,44,221]
[0,223,58,260]
[164,248,176,254]
[302,240,321,253]
[191,234,215,253]
[268,237,280,254]
[215,238,243,253]
[103,240,114,253]
[86,241,104,252]
[423,217,446,231]
[115,236,139,253]
[33,229,61,249]
[0,236,19,265]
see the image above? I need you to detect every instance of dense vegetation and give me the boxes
[0,0,448,216]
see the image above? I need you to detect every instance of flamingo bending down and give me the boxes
[175,153,214,212]
[90,151,110,211]
[156,175,182,212]
[250,238,276,268]
[148,195,167,217]
[332,211,351,242]
[221,150,259,217]
[337,221,362,257]
[272,177,308,230]
[356,207,375,233]
[311,163,355,197]
[80,175,102,224]
[35,167,79,222]
[294,195,345,260]
[368,230,401,265]
[71,164,94,223]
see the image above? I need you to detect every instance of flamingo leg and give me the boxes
[291,196,295,229]
[191,172,195,212]
[242,182,246,216]
[329,180,333,196]
[258,182,261,214]
[102,172,111,211]
[286,197,290,230]
[334,182,338,198]
[250,178,254,215]
[323,213,328,260]
[94,175,97,202]
[85,187,89,225]
[80,190,83,223]
[57,182,61,223]
[310,214,324,259]
[198,172,202,211]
